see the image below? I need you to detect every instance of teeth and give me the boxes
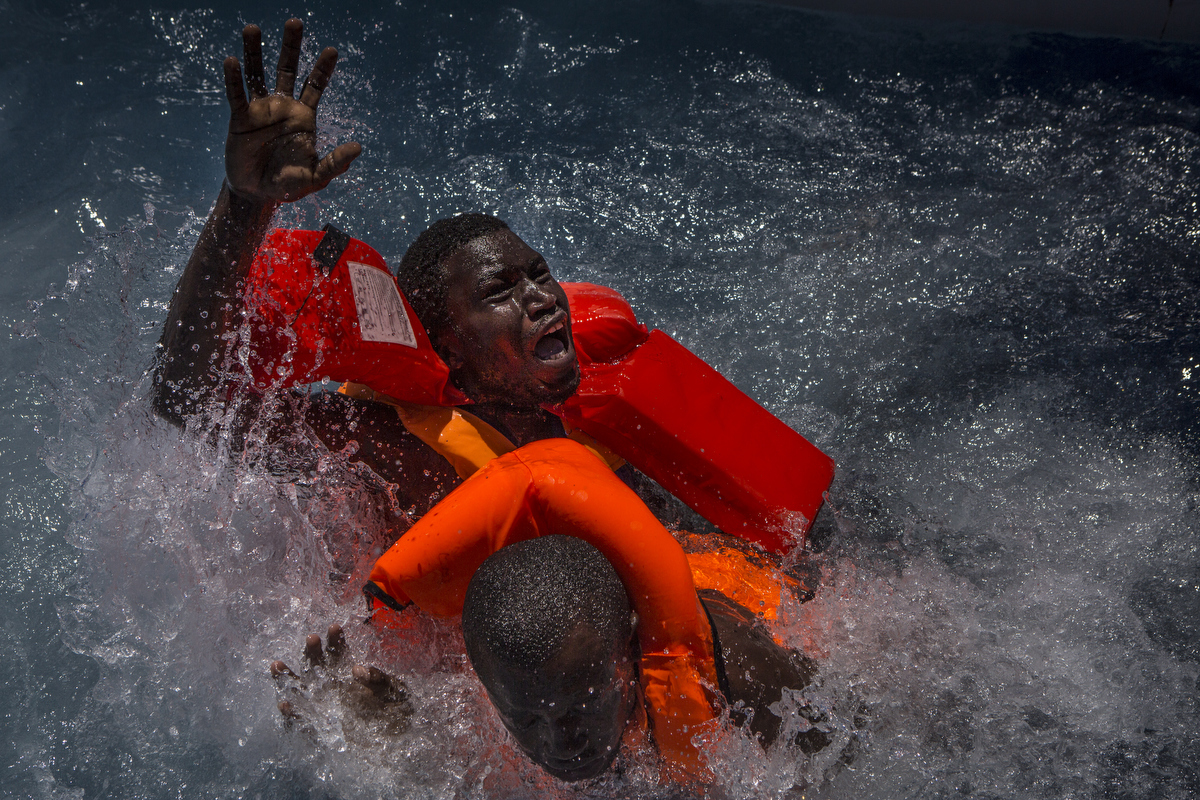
[545,322,563,335]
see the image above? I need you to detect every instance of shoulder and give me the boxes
[303,391,462,514]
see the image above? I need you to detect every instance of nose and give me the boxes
[520,279,558,319]
[538,710,589,760]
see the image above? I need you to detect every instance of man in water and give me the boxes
[159,18,831,781]
[282,437,834,782]
[282,533,830,783]
[154,18,695,528]
[461,535,830,781]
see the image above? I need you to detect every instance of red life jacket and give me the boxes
[242,227,468,406]
[241,228,834,553]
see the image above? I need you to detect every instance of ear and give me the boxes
[436,328,466,371]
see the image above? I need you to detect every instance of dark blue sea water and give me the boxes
[2,1,1198,798]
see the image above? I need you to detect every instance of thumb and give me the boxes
[313,141,363,189]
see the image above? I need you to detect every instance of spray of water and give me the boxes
[15,2,1200,798]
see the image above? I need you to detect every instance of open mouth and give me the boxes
[533,319,572,362]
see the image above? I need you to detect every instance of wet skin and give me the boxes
[473,593,827,782]
[155,20,585,510]
[162,19,741,773]
[479,628,636,781]
[155,19,702,514]
[156,19,360,424]
[438,229,581,409]
[271,624,413,736]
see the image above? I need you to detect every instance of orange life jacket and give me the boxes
[365,438,721,781]
[337,381,628,478]
[687,547,793,625]
[241,227,834,552]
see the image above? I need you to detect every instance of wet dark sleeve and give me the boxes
[699,589,831,753]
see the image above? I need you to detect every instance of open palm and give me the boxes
[223,20,361,203]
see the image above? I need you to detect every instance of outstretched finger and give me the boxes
[270,660,298,680]
[242,24,267,99]
[303,634,324,666]
[223,57,249,121]
[299,46,339,110]
[275,18,303,96]
[313,141,363,189]
[326,623,348,666]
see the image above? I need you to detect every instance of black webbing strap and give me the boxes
[312,223,352,275]
[362,580,411,616]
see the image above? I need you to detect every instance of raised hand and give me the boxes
[154,18,366,424]
[223,19,362,203]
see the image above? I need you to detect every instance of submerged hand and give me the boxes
[271,624,413,738]
[223,19,362,204]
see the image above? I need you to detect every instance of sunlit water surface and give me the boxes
[3,1,1199,798]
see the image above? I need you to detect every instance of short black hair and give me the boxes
[395,213,509,343]
[462,536,632,674]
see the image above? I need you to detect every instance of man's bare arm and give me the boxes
[154,184,275,422]
[154,20,360,423]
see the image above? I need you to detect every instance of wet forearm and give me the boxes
[154,183,277,421]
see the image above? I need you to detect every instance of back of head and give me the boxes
[462,535,637,781]
[396,212,509,342]
[462,535,631,675]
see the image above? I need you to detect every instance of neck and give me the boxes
[471,403,565,447]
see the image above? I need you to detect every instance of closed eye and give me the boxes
[481,270,520,301]
[510,713,539,731]
[484,282,513,302]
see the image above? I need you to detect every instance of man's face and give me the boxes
[440,229,580,406]
[483,629,635,781]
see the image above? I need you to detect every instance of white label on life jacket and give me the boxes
[347,262,419,348]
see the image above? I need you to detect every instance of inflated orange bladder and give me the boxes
[366,438,720,781]
[242,227,468,406]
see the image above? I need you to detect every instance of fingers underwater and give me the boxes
[304,634,325,666]
[326,623,348,664]
[270,660,297,680]
[351,664,384,688]
[351,664,410,708]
